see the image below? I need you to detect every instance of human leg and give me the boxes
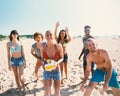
[84,69,105,96]
[54,80,61,96]
[84,82,97,96]
[11,57,22,90]
[59,62,63,83]
[64,62,68,79]
[43,70,53,96]
[63,54,68,79]
[44,80,52,96]
[111,87,120,96]
[108,69,120,96]
[83,60,87,78]
[53,70,61,96]
[18,66,25,91]
[12,66,21,90]
[34,60,42,81]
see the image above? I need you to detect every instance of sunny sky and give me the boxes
[0,0,120,36]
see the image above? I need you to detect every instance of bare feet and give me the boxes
[16,86,21,92]
[61,80,63,84]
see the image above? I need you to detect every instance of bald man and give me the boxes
[80,38,120,96]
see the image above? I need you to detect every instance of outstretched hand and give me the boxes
[53,61,58,70]
[103,83,108,92]
[80,82,85,92]
[56,21,60,28]
[65,26,68,33]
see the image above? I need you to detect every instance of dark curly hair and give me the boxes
[33,32,44,40]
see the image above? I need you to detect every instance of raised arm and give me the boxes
[54,22,60,42]
[65,26,71,42]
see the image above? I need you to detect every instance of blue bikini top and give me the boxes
[10,42,22,53]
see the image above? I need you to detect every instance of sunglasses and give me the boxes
[12,33,18,35]
[46,34,52,37]
[84,29,90,32]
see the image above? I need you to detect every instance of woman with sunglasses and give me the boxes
[42,30,63,96]
[6,30,26,91]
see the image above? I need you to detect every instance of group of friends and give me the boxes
[6,22,120,96]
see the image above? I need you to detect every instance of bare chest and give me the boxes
[92,55,105,65]
[46,47,56,59]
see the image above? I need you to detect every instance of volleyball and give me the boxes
[43,59,55,71]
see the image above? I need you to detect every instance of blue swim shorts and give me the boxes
[63,54,68,63]
[43,70,61,80]
[90,69,120,88]
[10,56,24,66]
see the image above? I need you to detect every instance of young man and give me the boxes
[80,38,120,96]
[78,25,94,77]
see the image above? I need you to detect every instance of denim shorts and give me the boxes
[43,70,61,80]
[10,56,24,66]
[90,69,120,88]
[63,54,68,63]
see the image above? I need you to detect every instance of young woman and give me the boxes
[6,30,26,91]
[54,22,71,83]
[31,32,45,82]
[42,30,63,96]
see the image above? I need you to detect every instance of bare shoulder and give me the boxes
[19,41,23,48]
[98,49,109,58]
[6,42,10,47]
[99,49,108,54]
[19,41,23,45]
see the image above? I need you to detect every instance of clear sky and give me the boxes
[0,0,120,36]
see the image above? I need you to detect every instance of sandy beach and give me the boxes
[0,37,120,96]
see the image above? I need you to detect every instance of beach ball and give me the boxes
[43,59,55,71]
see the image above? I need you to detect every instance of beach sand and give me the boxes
[0,37,120,96]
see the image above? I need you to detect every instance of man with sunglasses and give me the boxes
[78,25,95,78]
